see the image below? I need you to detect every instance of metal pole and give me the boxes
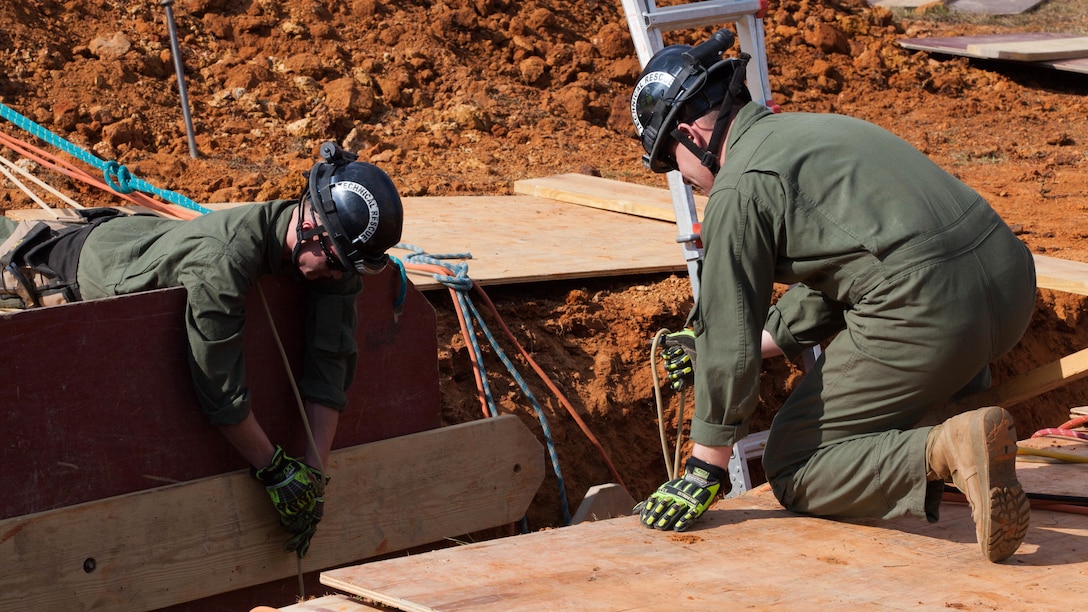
[160,0,200,159]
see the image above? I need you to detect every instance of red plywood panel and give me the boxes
[0,270,441,520]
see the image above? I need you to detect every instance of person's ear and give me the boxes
[676,122,707,148]
[299,206,317,233]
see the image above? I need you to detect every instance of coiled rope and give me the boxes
[396,243,632,526]
[397,243,572,524]
[0,101,209,215]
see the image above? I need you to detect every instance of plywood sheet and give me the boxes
[871,0,1045,14]
[321,480,1088,611]
[395,195,685,291]
[899,32,1088,74]
[1018,433,1088,499]
[870,0,933,7]
[967,36,1088,61]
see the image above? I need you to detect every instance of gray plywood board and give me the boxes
[871,0,934,7]
[948,0,1048,15]
[968,36,1088,60]
[900,32,1088,74]
[871,0,1045,11]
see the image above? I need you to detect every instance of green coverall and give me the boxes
[690,103,1036,522]
[11,200,361,426]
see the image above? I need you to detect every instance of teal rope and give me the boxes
[397,242,572,526]
[0,101,210,215]
[388,254,408,316]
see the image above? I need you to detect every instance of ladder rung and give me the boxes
[641,0,764,32]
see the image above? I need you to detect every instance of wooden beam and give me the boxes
[944,346,1088,419]
[0,415,544,612]
[1033,253,1088,296]
[512,173,707,222]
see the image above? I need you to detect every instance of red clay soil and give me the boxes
[2,0,1087,530]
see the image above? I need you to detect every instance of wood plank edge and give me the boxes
[320,576,436,612]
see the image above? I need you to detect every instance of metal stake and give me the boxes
[161,0,200,159]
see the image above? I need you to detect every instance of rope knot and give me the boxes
[104,161,135,194]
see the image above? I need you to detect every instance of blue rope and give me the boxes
[0,101,210,215]
[397,242,572,526]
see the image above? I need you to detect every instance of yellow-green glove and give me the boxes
[252,445,324,558]
[636,457,726,531]
[661,329,697,391]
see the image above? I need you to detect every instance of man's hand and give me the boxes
[252,445,325,557]
[284,486,324,557]
[661,329,697,391]
[635,457,727,531]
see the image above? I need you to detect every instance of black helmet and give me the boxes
[300,142,403,275]
[630,30,751,174]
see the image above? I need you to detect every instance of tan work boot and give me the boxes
[925,405,1030,562]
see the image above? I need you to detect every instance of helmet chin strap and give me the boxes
[670,127,721,173]
[671,53,752,176]
[291,192,327,271]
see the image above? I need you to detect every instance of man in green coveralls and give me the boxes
[0,144,403,557]
[629,32,1035,562]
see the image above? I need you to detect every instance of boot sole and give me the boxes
[960,406,1030,562]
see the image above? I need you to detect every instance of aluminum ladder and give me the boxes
[621,0,792,497]
[620,0,774,300]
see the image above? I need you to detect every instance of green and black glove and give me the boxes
[284,486,324,558]
[661,329,697,391]
[252,445,325,558]
[636,457,727,531]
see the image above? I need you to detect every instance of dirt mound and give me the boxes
[2,0,1087,529]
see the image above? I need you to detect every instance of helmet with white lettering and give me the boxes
[630,30,751,174]
[300,142,403,275]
